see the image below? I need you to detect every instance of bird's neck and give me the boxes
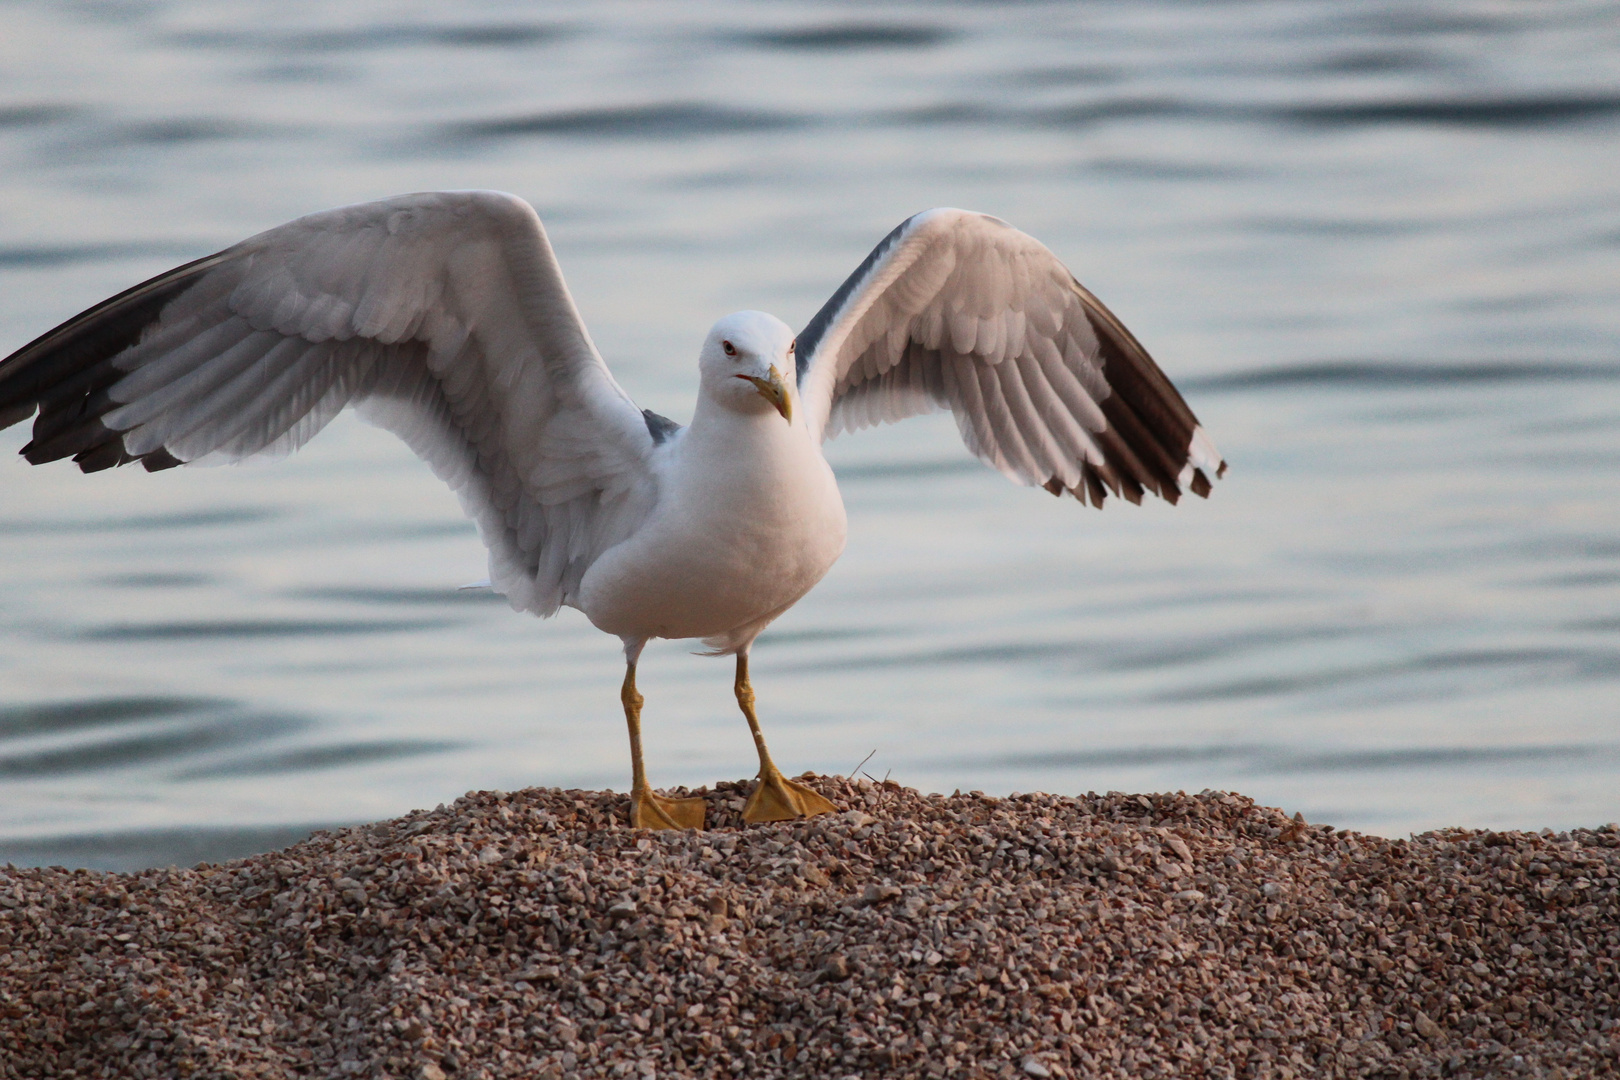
[676,395,822,504]
[687,395,803,454]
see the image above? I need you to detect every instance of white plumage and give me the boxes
[0,191,1224,828]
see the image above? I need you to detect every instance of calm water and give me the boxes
[2,1,1618,869]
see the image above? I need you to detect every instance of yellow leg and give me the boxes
[735,653,837,823]
[622,662,705,830]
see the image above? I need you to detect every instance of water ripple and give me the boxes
[443,103,805,142]
[781,640,1079,673]
[740,23,953,51]
[1566,617,1620,633]
[295,585,506,607]
[1275,745,1603,773]
[0,103,82,128]
[174,740,464,779]
[169,23,566,52]
[991,745,1251,769]
[0,713,309,777]
[116,118,277,146]
[1305,47,1449,75]
[0,507,275,536]
[1041,98,1192,127]
[1158,647,1620,705]
[0,696,224,739]
[1279,93,1620,128]
[94,572,213,589]
[1186,360,1620,392]
[79,615,453,641]
[781,624,1363,676]
[1541,571,1620,589]
[424,88,1620,148]
[78,619,454,642]
[0,241,206,269]
[973,743,1613,775]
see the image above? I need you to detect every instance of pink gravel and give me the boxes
[3,776,1619,1079]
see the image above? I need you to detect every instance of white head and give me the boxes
[698,311,797,423]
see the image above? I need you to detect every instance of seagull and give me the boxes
[0,191,1224,829]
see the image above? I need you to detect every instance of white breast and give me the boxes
[576,405,847,651]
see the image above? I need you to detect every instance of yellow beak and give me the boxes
[739,365,793,423]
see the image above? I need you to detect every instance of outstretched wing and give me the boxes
[795,208,1224,507]
[0,190,664,616]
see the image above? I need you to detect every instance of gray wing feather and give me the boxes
[797,208,1225,507]
[0,190,658,615]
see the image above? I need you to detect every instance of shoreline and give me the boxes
[4,777,1618,1078]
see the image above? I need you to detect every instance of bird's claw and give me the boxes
[629,788,706,830]
[743,770,837,823]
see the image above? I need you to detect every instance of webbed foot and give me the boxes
[630,787,706,830]
[743,769,837,823]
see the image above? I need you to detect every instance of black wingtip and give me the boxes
[72,439,131,473]
[0,402,33,431]
[1073,462,1109,509]
[142,447,184,472]
[22,415,117,465]
[0,247,231,467]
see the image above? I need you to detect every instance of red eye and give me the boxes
[722,340,736,357]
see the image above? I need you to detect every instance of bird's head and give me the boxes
[699,311,796,424]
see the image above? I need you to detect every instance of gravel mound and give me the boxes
[4,777,1619,1079]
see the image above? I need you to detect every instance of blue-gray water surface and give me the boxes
[2,1,1618,870]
